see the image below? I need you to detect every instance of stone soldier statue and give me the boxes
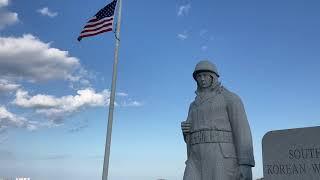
[181,60,255,180]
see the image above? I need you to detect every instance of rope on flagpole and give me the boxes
[113,24,121,41]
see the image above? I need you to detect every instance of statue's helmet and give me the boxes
[193,60,219,80]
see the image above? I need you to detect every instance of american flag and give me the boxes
[78,0,117,41]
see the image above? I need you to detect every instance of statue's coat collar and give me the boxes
[194,82,223,106]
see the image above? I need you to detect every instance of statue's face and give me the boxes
[196,72,213,89]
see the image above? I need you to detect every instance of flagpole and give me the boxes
[102,0,122,179]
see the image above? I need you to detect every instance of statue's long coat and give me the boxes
[183,85,255,180]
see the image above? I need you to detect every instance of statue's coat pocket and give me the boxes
[219,143,237,158]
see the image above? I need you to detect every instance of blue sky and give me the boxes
[0,0,320,179]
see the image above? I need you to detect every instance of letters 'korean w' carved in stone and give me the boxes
[262,126,320,180]
[181,60,255,180]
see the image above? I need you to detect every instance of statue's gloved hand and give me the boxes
[239,165,252,180]
[181,121,191,135]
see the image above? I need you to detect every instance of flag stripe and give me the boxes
[88,17,98,23]
[84,18,114,28]
[78,0,117,41]
[81,23,113,34]
[85,17,114,27]
[79,28,113,39]
[80,26,114,36]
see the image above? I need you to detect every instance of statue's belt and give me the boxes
[188,129,233,145]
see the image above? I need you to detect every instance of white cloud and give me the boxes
[13,88,110,123]
[0,79,19,93]
[0,106,37,130]
[177,31,188,40]
[0,11,18,29]
[0,0,8,8]
[14,88,109,109]
[0,34,82,82]
[0,0,18,29]
[201,45,208,51]
[117,92,128,97]
[177,4,191,16]
[122,100,143,107]
[13,88,142,123]
[37,7,58,18]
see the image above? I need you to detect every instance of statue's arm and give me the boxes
[182,103,193,158]
[182,103,193,142]
[226,93,255,167]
